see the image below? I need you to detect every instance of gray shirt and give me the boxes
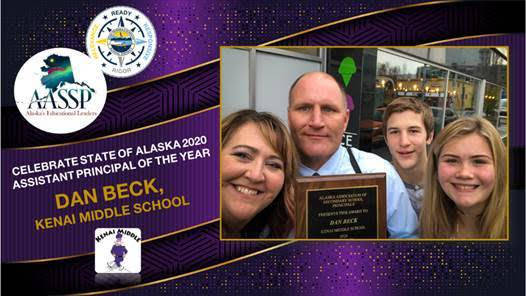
[403,182,424,217]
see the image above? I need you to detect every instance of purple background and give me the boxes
[1,0,524,295]
[2,0,458,104]
[2,108,220,261]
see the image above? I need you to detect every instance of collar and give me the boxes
[298,145,346,176]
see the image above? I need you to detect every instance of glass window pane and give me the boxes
[445,48,507,85]
[483,83,507,139]
[419,65,448,134]
[280,48,319,56]
[447,72,481,120]
[367,50,428,159]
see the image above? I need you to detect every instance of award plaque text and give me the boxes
[295,173,386,239]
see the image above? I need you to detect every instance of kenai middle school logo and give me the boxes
[86,6,157,78]
[95,228,141,273]
[13,48,107,134]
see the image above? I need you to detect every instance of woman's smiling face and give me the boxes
[221,122,285,227]
[437,133,496,215]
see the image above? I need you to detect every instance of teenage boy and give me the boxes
[383,97,434,216]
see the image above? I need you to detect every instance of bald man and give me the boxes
[288,72,418,238]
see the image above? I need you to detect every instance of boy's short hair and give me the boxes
[383,97,434,139]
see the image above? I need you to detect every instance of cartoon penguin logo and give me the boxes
[108,233,128,271]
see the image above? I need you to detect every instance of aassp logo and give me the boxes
[13,48,107,134]
[95,228,141,273]
[86,6,157,78]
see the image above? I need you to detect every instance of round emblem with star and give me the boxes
[86,6,157,78]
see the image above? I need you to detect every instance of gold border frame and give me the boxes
[305,185,380,239]
[98,0,463,95]
[219,45,510,242]
[7,45,509,263]
[258,0,460,46]
[3,2,514,293]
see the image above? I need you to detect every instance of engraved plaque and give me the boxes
[295,173,386,239]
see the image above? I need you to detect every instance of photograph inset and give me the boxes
[220,47,508,240]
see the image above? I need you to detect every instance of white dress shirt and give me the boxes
[299,145,419,238]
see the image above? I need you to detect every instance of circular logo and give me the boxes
[86,6,157,78]
[14,48,107,134]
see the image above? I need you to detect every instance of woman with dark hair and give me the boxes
[221,110,298,238]
[420,117,506,239]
